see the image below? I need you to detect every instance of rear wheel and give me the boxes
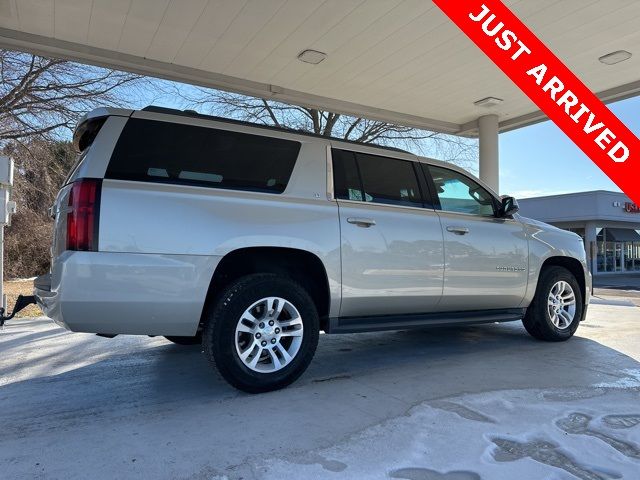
[202,273,319,393]
[522,266,583,341]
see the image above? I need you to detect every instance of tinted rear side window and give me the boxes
[356,153,422,207]
[332,149,423,207]
[332,149,363,201]
[106,119,301,194]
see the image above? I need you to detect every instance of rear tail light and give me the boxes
[66,178,101,251]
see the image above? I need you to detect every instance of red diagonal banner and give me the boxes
[432,0,640,204]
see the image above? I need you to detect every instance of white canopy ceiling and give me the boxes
[1,0,639,135]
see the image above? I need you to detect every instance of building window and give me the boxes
[627,241,640,271]
[596,228,640,273]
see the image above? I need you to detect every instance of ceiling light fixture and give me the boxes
[297,49,327,65]
[474,97,503,108]
[598,50,632,65]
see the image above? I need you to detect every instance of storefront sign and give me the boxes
[432,0,640,205]
[624,202,639,213]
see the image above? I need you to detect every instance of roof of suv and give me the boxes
[140,105,412,155]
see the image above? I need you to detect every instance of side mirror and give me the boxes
[499,196,519,217]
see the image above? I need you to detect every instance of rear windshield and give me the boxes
[105,118,301,194]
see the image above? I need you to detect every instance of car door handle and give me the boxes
[347,217,376,227]
[446,226,470,235]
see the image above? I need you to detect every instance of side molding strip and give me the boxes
[326,308,525,334]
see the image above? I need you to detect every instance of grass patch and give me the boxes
[3,279,42,318]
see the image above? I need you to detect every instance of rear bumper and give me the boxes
[34,251,221,336]
[33,273,58,322]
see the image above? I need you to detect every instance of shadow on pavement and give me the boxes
[1,321,638,432]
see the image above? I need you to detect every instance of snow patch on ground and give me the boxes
[258,388,640,480]
[594,369,640,389]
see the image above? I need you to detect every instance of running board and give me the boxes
[327,308,526,334]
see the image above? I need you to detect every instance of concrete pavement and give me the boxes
[0,299,638,479]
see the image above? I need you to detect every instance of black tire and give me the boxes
[164,334,202,346]
[202,273,319,393]
[522,266,583,341]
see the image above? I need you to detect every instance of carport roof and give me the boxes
[0,0,639,136]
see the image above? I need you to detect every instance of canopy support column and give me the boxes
[478,114,499,194]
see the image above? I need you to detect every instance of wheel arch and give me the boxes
[202,246,332,331]
[538,256,587,320]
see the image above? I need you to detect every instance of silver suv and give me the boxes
[34,106,591,392]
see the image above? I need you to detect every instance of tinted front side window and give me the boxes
[106,119,301,194]
[428,165,495,216]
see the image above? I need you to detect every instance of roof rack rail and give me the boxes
[140,105,411,154]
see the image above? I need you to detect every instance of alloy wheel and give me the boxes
[547,280,577,329]
[234,297,304,373]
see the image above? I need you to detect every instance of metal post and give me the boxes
[0,156,14,316]
[584,221,597,278]
[478,114,500,194]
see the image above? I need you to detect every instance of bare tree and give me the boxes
[0,50,145,143]
[179,88,477,167]
[0,50,149,278]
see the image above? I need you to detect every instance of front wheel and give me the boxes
[202,274,319,393]
[522,266,583,341]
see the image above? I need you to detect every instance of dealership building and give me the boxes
[518,191,640,276]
